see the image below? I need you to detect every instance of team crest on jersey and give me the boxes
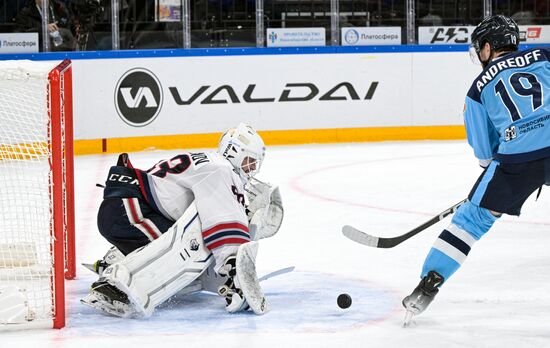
[189,239,199,251]
[505,126,517,141]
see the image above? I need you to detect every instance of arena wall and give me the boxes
[2,46,494,154]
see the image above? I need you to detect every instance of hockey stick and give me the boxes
[342,199,467,248]
[83,261,295,282]
[258,266,295,282]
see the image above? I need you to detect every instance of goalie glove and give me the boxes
[245,178,284,240]
[217,243,268,315]
[217,257,249,313]
[245,178,272,219]
[250,187,283,240]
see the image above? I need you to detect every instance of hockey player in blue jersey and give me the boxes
[402,15,550,324]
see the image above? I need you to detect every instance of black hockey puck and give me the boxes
[337,293,352,309]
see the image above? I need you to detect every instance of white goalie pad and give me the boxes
[82,246,126,277]
[236,242,268,314]
[101,202,213,318]
[102,246,125,265]
[245,179,284,240]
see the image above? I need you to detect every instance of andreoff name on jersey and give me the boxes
[475,49,543,92]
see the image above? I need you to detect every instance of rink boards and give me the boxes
[67,50,476,154]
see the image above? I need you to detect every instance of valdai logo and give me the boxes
[114,68,379,127]
[119,87,158,108]
[115,68,163,127]
[168,82,379,105]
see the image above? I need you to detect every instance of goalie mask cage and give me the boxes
[0,59,75,329]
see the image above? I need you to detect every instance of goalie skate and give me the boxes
[80,280,136,318]
[235,242,268,314]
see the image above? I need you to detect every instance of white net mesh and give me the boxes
[0,62,55,323]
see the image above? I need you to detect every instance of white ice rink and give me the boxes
[4,140,550,347]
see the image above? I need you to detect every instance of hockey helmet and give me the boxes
[470,15,519,65]
[218,123,265,180]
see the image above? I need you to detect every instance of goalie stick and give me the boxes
[342,199,467,248]
[82,262,294,283]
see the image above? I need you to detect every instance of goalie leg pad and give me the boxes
[235,242,269,315]
[101,202,213,317]
[82,246,126,277]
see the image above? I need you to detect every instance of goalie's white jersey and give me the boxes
[135,151,250,250]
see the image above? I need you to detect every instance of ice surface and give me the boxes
[4,140,550,348]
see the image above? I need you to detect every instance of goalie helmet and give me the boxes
[218,123,265,180]
[470,15,519,66]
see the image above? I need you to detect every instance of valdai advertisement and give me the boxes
[72,52,476,140]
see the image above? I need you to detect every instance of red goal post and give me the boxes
[0,59,75,329]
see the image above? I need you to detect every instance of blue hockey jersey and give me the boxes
[464,48,550,163]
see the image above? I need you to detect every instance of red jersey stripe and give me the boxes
[203,222,249,238]
[138,221,159,240]
[206,238,249,250]
[125,198,141,224]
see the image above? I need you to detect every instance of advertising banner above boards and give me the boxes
[155,0,181,21]
[0,33,38,53]
[519,25,550,43]
[341,27,402,46]
[419,25,550,44]
[72,52,478,140]
[418,26,475,44]
[266,28,326,47]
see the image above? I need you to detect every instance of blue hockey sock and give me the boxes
[421,201,499,282]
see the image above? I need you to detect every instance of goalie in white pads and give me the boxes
[82,123,283,317]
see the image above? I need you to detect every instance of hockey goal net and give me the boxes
[0,60,75,329]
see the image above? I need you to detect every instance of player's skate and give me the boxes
[402,271,444,326]
[80,279,136,318]
[217,242,268,314]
